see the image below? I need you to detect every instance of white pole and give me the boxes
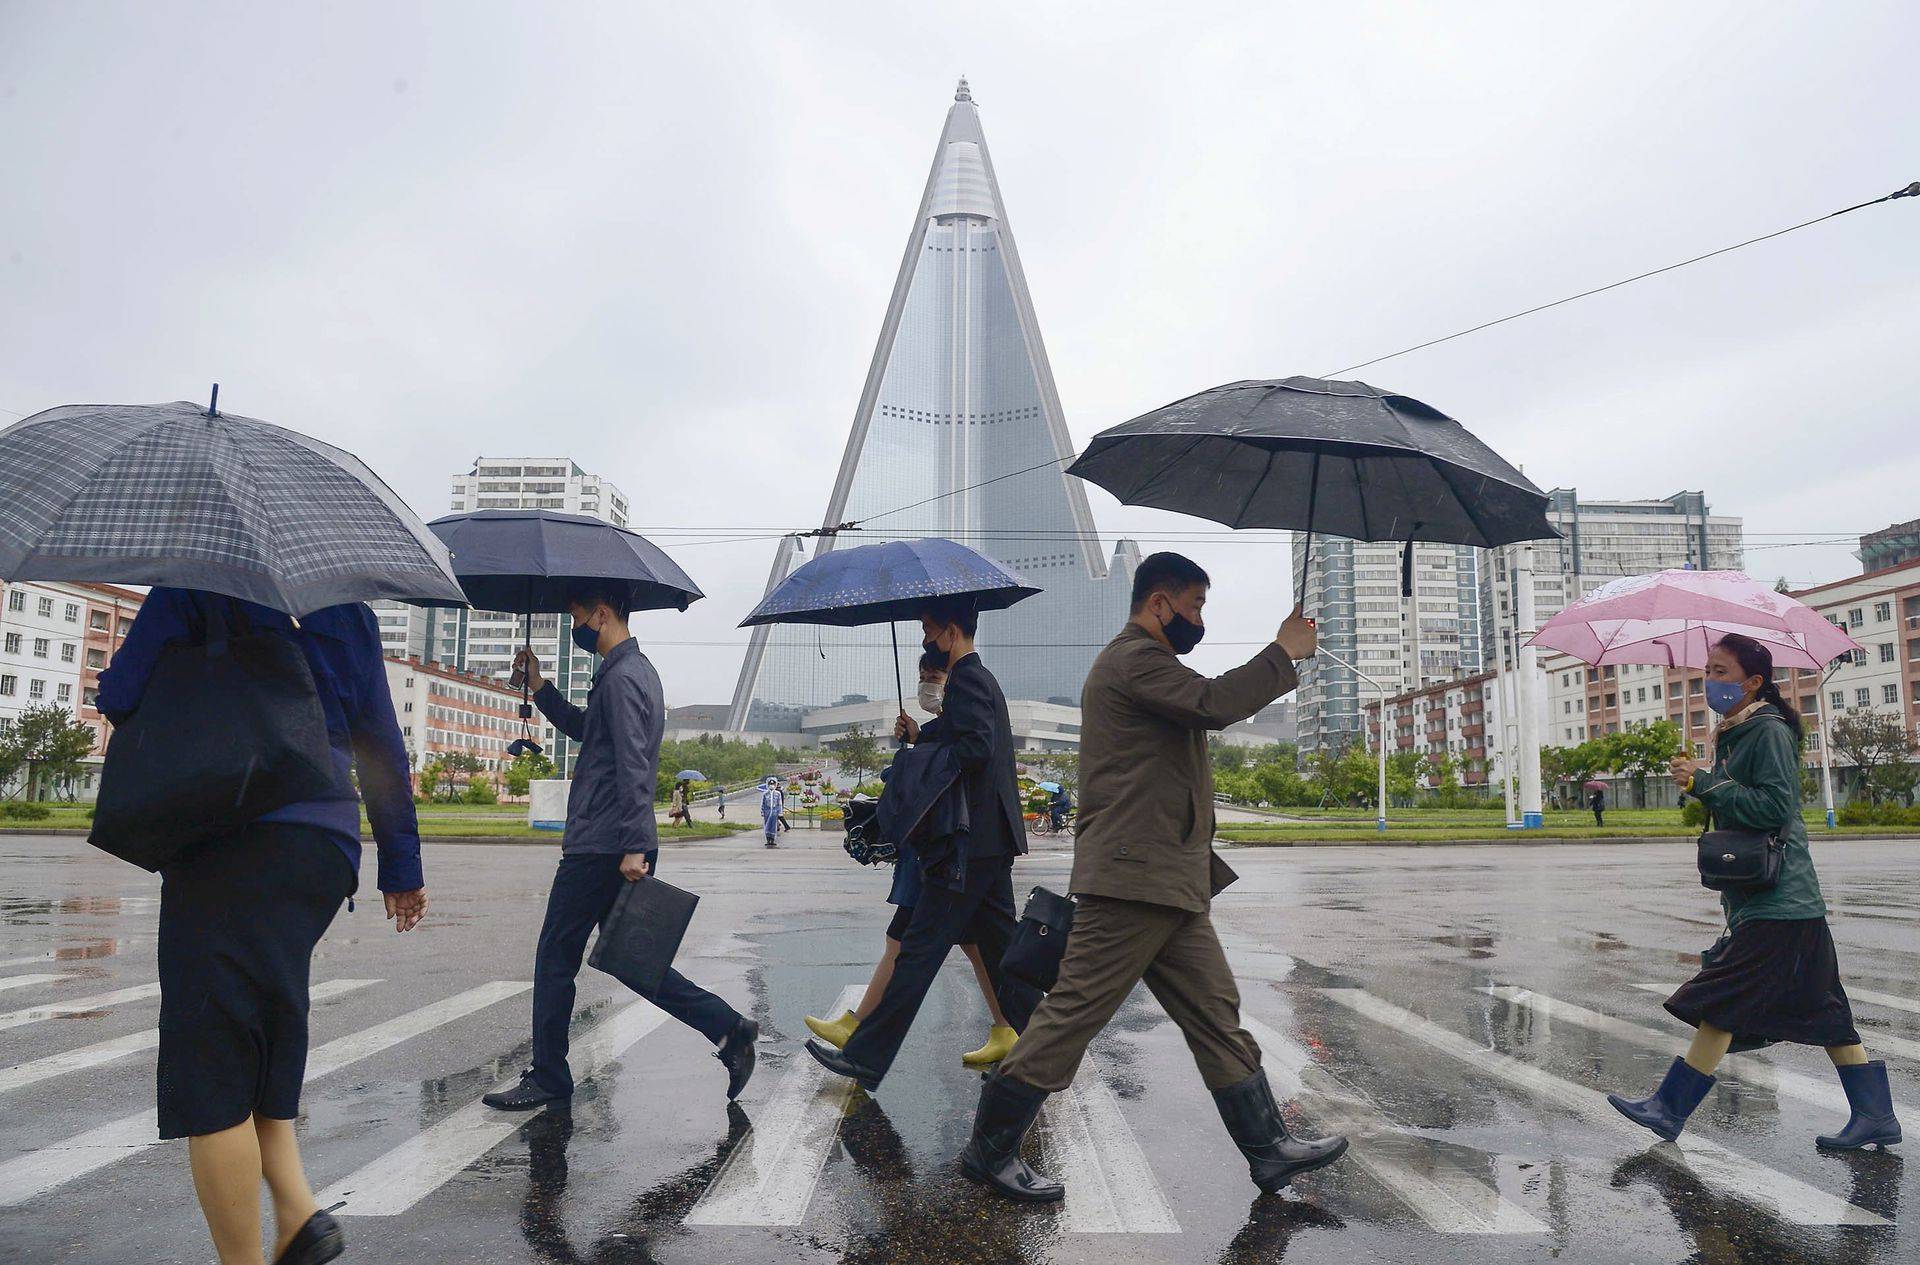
[1494,547,1517,827]
[1817,662,1838,829]
[1514,541,1545,828]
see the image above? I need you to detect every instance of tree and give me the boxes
[826,725,885,787]
[463,774,498,805]
[502,749,557,799]
[1831,709,1914,804]
[1603,720,1685,808]
[1385,750,1422,805]
[1870,760,1920,808]
[416,760,442,802]
[4,705,97,801]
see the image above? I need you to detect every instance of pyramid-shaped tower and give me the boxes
[728,80,1136,731]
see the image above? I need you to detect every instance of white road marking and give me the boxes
[0,981,530,1206]
[0,984,162,1033]
[1848,986,1920,1018]
[1045,1056,1181,1235]
[683,986,864,1227]
[1243,1011,1546,1234]
[1625,981,1920,1061]
[1322,988,1885,1227]
[0,979,379,1096]
[326,992,671,1216]
[0,974,68,995]
[0,955,52,970]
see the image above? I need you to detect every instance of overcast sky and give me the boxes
[3,2,1916,704]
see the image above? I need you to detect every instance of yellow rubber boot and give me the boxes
[961,1025,1018,1068]
[805,1010,859,1049]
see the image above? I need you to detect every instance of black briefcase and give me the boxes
[589,875,700,1000]
[1002,886,1075,992]
[90,598,336,871]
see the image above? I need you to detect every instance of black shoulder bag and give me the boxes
[1002,886,1076,993]
[89,596,338,871]
[1693,718,1789,893]
[841,797,894,866]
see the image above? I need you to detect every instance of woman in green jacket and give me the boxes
[1607,633,1901,1150]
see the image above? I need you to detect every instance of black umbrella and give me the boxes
[1067,376,1558,602]
[0,392,466,615]
[427,509,704,752]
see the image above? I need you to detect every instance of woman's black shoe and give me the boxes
[1212,1069,1349,1193]
[959,1072,1064,1202]
[273,1210,343,1265]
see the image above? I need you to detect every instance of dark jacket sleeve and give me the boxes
[1691,720,1800,833]
[534,681,587,741]
[931,662,994,773]
[95,588,195,726]
[603,672,659,853]
[342,608,424,893]
[1127,642,1296,730]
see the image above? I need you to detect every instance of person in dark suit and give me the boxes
[805,596,1037,1090]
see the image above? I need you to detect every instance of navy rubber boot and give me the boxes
[1608,1057,1716,1142]
[1816,1060,1903,1150]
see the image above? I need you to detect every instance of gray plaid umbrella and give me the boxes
[0,397,467,616]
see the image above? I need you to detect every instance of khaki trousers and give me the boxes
[999,894,1261,1094]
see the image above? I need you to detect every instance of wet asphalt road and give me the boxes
[1,831,1915,1264]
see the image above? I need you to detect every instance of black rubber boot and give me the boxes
[1607,1056,1715,1142]
[959,1072,1064,1203]
[1817,1060,1903,1150]
[1212,1069,1349,1194]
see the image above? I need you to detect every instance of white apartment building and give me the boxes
[1788,560,1920,767]
[384,656,557,779]
[1362,668,1545,789]
[1,580,90,732]
[1294,537,1484,757]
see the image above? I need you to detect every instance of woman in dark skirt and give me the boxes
[1607,633,1901,1150]
[100,589,429,1265]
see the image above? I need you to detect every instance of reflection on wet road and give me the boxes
[0,834,1915,1262]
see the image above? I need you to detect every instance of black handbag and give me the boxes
[89,597,337,871]
[1695,809,1784,893]
[589,874,699,1000]
[841,797,894,865]
[1002,886,1075,992]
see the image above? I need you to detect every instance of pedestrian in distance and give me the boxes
[716,784,727,820]
[98,588,428,1265]
[761,776,785,847]
[805,596,1038,1091]
[483,582,758,1113]
[804,649,1018,1069]
[669,777,692,825]
[1607,632,1902,1150]
[959,552,1347,1203]
[1590,785,1606,827]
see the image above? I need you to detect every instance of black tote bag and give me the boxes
[1002,886,1076,993]
[89,597,337,871]
[589,875,700,999]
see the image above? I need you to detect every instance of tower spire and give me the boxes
[954,76,972,103]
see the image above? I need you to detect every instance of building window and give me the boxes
[1856,688,1872,708]
[1652,684,1662,699]
[89,610,109,630]
[1831,690,1845,711]
[83,686,98,707]
[1847,608,1863,627]
[116,617,132,635]
[1881,643,1897,664]
[6,591,23,613]
[32,638,49,658]
[1637,688,1647,702]
[0,675,13,696]
[60,643,75,663]
[36,596,54,618]
[62,602,79,622]
[1875,601,1892,622]
[1605,693,1617,707]
[28,678,45,700]
[1884,684,1899,705]
[57,683,72,703]
[2,633,17,654]
[85,648,104,668]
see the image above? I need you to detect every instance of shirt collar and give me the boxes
[593,636,637,682]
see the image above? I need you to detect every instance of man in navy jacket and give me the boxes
[806,596,1037,1090]
[484,582,758,1111]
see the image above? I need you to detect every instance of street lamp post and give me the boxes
[1316,645,1391,832]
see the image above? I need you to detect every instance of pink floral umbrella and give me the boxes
[1528,570,1860,671]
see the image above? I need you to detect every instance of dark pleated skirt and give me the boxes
[156,822,353,1139]
[1664,916,1860,1049]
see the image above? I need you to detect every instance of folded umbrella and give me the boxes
[0,395,464,615]
[739,536,1039,714]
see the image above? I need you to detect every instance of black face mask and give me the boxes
[1161,609,1205,655]
[922,636,943,660]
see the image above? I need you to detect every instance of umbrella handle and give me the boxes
[1297,450,1322,609]
[891,622,905,749]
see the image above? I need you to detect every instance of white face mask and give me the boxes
[917,681,945,714]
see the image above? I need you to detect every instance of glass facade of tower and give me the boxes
[735,88,1133,729]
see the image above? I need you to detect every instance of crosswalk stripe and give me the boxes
[0,974,68,995]
[683,985,864,1227]
[1242,1011,1546,1234]
[325,992,671,1216]
[0,956,53,970]
[0,980,530,1206]
[0,980,380,1096]
[0,984,162,1033]
[1848,986,1920,1017]
[1623,981,1920,1061]
[1321,988,1885,1227]
[1486,985,1918,1123]
[1045,1056,1181,1234]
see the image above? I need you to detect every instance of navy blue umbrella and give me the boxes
[738,537,1039,713]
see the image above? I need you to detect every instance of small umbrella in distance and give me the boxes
[1068,376,1558,603]
[0,391,465,614]
[673,769,707,782]
[428,509,704,755]
[738,536,1039,716]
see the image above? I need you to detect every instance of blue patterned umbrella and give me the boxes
[738,537,1039,715]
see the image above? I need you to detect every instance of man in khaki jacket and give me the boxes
[959,552,1348,1202]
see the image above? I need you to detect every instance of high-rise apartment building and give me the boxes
[1292,539,1483,758]
[727,81,1135,732]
